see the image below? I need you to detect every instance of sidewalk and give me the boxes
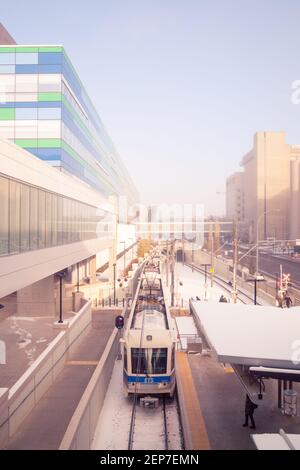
[5,309,116,450]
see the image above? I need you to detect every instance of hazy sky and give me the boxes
[3,0,300,215]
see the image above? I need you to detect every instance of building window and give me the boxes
[0,177,9,255]
[30,187,39,250]
[0,174,110,257]
[9,180,20,254]
[38,190,46,249]
[20,184,30,252]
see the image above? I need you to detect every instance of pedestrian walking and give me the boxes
[243,395,258,429]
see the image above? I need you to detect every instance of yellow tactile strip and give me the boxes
[176,351,211,450]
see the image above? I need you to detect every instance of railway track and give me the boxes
[128,396,172,450]
[185,263,260,305]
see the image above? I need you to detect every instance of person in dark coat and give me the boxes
[219,295,228,303]
[243,395,258,429]
[285,294,293,309]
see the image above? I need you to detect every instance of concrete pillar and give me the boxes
[17,275,56,317]
[89,256,97,283]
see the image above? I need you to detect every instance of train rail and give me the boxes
[185,263,260,305]
[128,396,175,450]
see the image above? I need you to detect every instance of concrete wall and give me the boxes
[0,237,113,300]
[0,300,92,448]
[59,310,125,450]
[17,275,56,317]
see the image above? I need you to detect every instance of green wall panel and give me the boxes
[0,108,15,120]
[38,92,62,102]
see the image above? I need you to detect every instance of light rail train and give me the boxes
[122,256,176,397]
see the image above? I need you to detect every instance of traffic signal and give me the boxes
[115,315,124,330]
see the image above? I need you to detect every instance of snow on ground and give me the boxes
[165,400,184,450]
[91,360,131,450]
[91,359,183,450]
[175,317,198,336]
[174,263,234,306]
[175,317,198,350]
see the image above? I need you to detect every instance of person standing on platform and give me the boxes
[243,395,258,429]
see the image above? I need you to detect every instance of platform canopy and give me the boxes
[191,301,300,370]
[252,433,300,450]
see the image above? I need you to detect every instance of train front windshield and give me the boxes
[131,348,167,375]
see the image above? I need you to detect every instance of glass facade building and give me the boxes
[0,45,138,203]
[0,173,109,256]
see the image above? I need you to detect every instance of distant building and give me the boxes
[290,148,300,241]
[240,132,291,242]
[226,131,300,243]
[226,172,244,222]
[0,23,16,45]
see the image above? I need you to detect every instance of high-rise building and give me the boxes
[290,148,300,241]
[0,45,138,204]
[227,132,300,242]
[226,172,244,222]
[240,132,291,242]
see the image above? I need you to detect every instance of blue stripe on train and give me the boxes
[125,374,171,384]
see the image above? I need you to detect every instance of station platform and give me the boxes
[5,309,117,450]
[176,351,210,450]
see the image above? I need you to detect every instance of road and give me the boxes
[222,244,300,287]
[258,254,300,287]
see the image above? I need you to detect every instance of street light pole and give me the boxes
[171,241,175,307]
[113,263,116,306]
[247,275,265,305]
[232,221,239,304]
[211,231,214,288]
[201,264,211,301]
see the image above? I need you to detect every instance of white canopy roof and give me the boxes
[191,301,300,369]
[252,433,300,450]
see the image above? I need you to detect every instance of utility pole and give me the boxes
[192,243,194,273]
[232,222,238,303]
[210,229,214,288]
[166,241,169,287]
[113,263,116,306]
[171,241,175,307]
[201,264,211,301]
